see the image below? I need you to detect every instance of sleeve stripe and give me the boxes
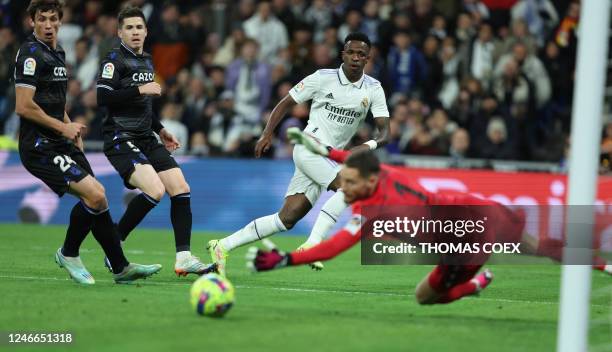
[96,84,114,91]
[15,83,36,90]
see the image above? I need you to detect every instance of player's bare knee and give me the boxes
[278,210,297,229]
[173,181,190,196]
[84,185,108,210]
[149,183,166,201]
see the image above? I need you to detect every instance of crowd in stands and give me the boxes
[0,0,593,164]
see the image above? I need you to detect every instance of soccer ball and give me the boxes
[190,273,235,317]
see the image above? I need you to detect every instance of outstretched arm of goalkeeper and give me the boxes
[248,215,363,271]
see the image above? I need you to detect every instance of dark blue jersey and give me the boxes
[97,42,158,145]
[14,34,68,145]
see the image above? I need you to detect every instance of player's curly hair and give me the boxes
[27,0,64,20]
[344,32,371,49]
[345,150,380,178]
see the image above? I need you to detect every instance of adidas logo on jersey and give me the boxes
[325,93,334,99]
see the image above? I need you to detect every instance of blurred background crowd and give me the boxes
[1,0,609,166]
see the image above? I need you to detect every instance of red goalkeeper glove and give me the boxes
[246,247,292,272]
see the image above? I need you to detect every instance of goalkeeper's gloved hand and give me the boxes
[246,247,292,272]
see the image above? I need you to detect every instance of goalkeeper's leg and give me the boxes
[415,264,492,305]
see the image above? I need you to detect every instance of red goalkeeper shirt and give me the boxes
[290,149,513,265]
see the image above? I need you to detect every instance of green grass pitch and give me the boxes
[0,224,609,352]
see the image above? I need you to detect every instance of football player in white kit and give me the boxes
[208,33,390,275]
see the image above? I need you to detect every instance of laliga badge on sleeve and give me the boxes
[101,63,115,79]
[23,58,36,76]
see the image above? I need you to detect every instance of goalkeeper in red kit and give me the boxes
[247,128,611,305]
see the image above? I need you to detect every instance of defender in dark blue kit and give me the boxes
[97,6,215,276]
[15,0,162,285]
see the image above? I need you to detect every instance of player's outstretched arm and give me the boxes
[255,94,297,157]
[15,87,84,141]
[247,224,362,272]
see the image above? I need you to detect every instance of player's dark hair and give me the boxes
[27,0,64,20]
[345,150,381,178]
[344,32,371,49]
[118,6,146,27]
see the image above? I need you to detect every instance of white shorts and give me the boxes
[285,144,341,205]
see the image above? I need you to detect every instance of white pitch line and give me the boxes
[0,274,608,307]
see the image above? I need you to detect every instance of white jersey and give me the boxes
[288,65,389,149]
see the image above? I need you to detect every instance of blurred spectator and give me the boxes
[364,45,384,81]
[213,25,246,68]
[426,108,457,154]
[448,128,472,160]
[385,118,403,155]
[288,23,314,78]
[411,0,439,35]
[337,10,363,43]
[475,117,518,159]
[305,0,333,43]
[207,66,227,101]
[492,58,532,119]
[72,37,98,90]
[151,3,189,80]
[540,40,573,130]
[463,0,490,21]
[386,30,426,98]
[321,26,343,61]
[231,0,256,23]
[497,19,537,58]
[361,0,381,45]
[511,0,558,46]
[463,22,498,89]
[422,35,443,105]
[378,11,412,57]
[95,15,118,63]
[204,91,246,156]
[454,12,476,47]
[438,37,460,109]
[243,0,289,64]
[272,0,296,35]
[495,42,550,108]
[57,7,82,66]
[429,15,448,40]
[160,102,189,155]
[554,1,579,49]
[225,39,271,126]
[182,77,208,134]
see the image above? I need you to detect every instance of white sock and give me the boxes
[176,250,191,262]
[220,213,287,251]
[304,190,348,246]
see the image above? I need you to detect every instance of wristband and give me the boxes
[364,140,377,150]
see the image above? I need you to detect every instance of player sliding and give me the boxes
[96,6,215,276]
[208,32,390,275]
[15,0,162,284]
[247,129,611,305]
